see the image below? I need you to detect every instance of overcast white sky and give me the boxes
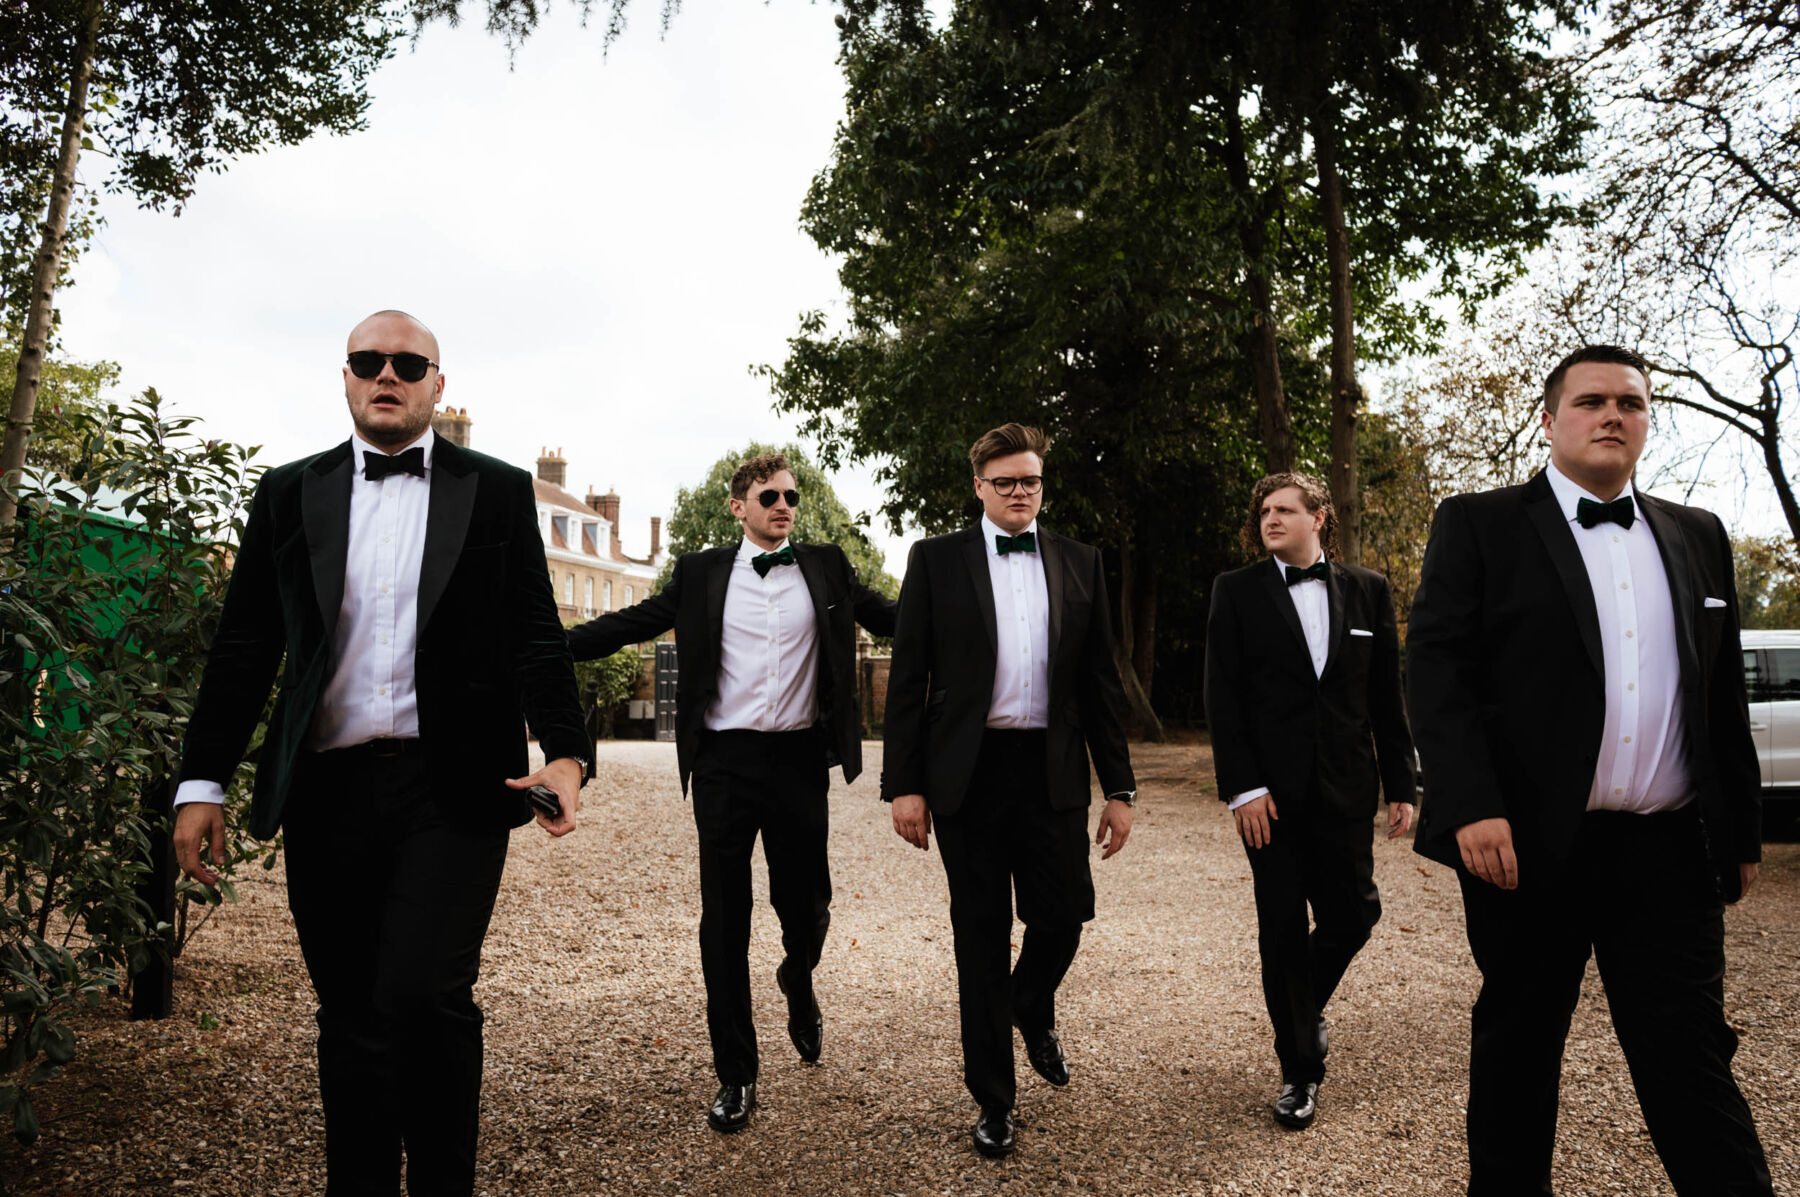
[56,0,922,571]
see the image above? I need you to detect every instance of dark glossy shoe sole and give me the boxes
[1272,1106,1317,1131]
[973,1134,1015,1159]
[707,1113,751,1134]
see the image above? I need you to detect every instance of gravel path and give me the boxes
[4,738,1796,1196]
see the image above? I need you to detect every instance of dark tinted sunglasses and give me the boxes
[756,489,800,508]
[347,351,439,383]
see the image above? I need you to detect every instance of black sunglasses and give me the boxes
[347,351,439,383]
[756,488,800,508]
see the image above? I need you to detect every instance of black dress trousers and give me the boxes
[1242,801,1382,1084]
[281,745,510,1197]
[1458,807,1771,1197]
[687,726,833,1085]
[933,728,1094,1113]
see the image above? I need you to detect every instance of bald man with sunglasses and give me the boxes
[173,310,589,1193]
[567,452,896,1133]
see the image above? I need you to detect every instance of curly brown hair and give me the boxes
[729,452,792,501]
[1239,472,1340,559]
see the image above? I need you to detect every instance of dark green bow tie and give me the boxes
[752,545,796,577]
[995,530,1037,556]
[1576,495,1636,530]
[1284,561,1329,586]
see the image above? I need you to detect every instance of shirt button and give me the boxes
[1628,682,1636,691]
[1623,735,1632,743]
[1614,786,1624,795]
[1626,630,1634,638]
[378,687,388,696]
[380,585,389,594]
[382,535,390,543]
[379,636,389,645]
[1621,582,1630,590]
[1613,536,1621,543]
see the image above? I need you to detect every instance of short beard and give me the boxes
[352,408,433,452]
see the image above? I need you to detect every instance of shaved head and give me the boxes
[348,309,440,363]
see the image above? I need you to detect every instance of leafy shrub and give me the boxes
[569,639,645,740]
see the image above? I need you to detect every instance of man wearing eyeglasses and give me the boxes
[567,452,896,1133]
[882,422,1137,1159]
[172,310,590,1194]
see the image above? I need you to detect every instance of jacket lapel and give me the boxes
[961,527,1000,658]
[1636,493,1701,693]
[301,441,354,638]
[1258,558,1311,669]
[1037,526,1065,657]
[796,543,833,630]
[1524,469,1605,679]
[417,440,477,635]
[1322,561,1348,679]
[705,546,735,657]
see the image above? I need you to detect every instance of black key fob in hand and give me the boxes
[525,784,562,820]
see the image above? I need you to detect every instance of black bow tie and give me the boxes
[363,446,426,481]
[1576,494,1635,530]
[1285,561,1330,587]
[753,546,796,577]
[995,531,1037,556]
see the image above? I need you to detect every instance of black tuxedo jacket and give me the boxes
[179,438,589,839]
[1407,469,1762,899]
[879,525,1136,815]
[1203,558,1417,820]
[565,541,897,792]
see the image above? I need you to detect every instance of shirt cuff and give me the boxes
[174,780,226,806]
[1228,786,1270,811]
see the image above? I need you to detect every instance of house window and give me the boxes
[603,580,613,611]
[624,585,634,607]
[584,577,594,611]
[563,573,574,604]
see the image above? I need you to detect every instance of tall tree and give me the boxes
[0,1,397,526]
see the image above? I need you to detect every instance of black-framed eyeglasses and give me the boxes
[756,488,801,509]
[347,351,439,383]
[979,474,1043,496]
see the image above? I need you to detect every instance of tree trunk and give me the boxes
[1223,105,1296,474]
[1313,108,1362,564]
[1113,542,1164,742]
[1761,410,1800,547]
[0,0,103,529]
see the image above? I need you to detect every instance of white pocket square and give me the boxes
[1349,628,1374,637]
[1704,597,1727,609]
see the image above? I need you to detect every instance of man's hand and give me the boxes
[1455,817,1518,890]
[891,794,931,850]
[1736,862,1759,903]
[506,756,583,837]
[1387,801,1415,839]
[1233,793,1278,849]
[173,802,227,887]
[1096,799,1133,860]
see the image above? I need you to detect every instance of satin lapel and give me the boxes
[1038,528,1065,658]
[796,544,832,632]
[1524,470,1604,679]
[705,548,734,656]
[1258,560,1310,666]
[1637,494,1700,692]
[1323,562,1348,679]
[417,442,478,634]
[301,442,354,638]
[961,528,1000,658]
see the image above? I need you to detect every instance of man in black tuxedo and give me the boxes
[566,452,895,1133]
[1408,344,1770,1196]
[172,311,589,1196]
[883,422,1137,1159]
[1203,471,1416,1130]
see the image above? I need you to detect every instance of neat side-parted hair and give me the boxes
[969,422,1052,475]
[1542,345,1652,413]
[1240,471,1340,560]
[729,452,792,501]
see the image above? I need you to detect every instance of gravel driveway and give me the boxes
[4,738,1796,1196]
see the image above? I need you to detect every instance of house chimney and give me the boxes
[649,516,662,560]
[585,486,605,515]
[536,446,566,488]
[431,406,472,448]
[599,486,624,559]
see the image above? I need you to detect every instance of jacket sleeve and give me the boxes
[1703,511,1762,865]
[178,476,286,786]
[1076,544,1135,796]
[845,548,899,638]
[565,557,683,661]
[1406,496,1509,831]
[1201,572,1260,801]
[506,470,588,765]
[879,540,932,800]
[1368,572,1419,805]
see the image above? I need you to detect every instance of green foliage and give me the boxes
[1734,536,1800,630]
[0,388,269,1146]
[569,641,642,740]
[658,441,898,599]
[0,341,119,475]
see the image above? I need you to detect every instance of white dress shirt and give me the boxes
[174,429,436,806]
[704,538,820,732]
[981,514,1051,729]
[1230,552,1329,810]
[1544,463,1691,812]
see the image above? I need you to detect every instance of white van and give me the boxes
[1741,629,1800,824]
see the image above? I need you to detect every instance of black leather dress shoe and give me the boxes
[1017,1024,1069,1087]
[776,960,823,1063]
[707,1082,756,1133]
[973,1106,1016,1158]
[1273,1081,1318,1130]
